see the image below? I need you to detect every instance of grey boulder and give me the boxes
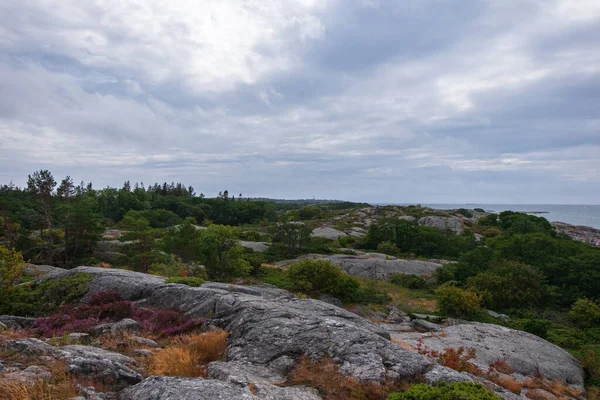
[311,227,347,240]
[418,216,464,234]
[394,323,584,387]
[92,318,141,335]
[241,241,271,253]
[120,376,322,400]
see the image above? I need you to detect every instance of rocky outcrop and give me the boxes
[418,216,464,234]
[311,227,347,240]
[4,338,142,386]
[277,254,442,279]
[120,376,322,400]
[392,323,584,387]
[552,221,600,247]
[38,266,166,301]
[137,282,431,383]
[23,264,65,277]
[92,318,141,335]
[241,241,270,253]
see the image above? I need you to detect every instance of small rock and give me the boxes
[240,241,270,253]
[411,319,443,333]
[92,318,141,335]
[133,349,153,357]
[318,294,343,307]
[424,365,475,384]
[132,336,159,348]
[487,310,510,320]
[0,322,7,330]
[68,333,91,343]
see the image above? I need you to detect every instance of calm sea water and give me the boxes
[397,204,600,230]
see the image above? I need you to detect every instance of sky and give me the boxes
[0,0,599,204]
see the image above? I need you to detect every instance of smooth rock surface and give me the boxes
[241,241,271,253]
[92,318,141,335]
[39,266,166,301]
[277,254,442,279]
[0,315,35,329]
[311,227,347,240]
[394,323,584,387]
[120,376,322,400]
[418,216,464,234]
[4,339,142,385]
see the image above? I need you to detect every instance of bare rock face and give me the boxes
[4,339,142,386]
[137,283,432,383]
[418,216,464,234]
[393,323,584,388]
[39,266,166,301]
[311,227,347,240]
[92,318,141,335]
[278,254,442,279]
[120,376,322,400]
[240,241,271,253]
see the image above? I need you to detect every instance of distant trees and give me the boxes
[27,170,57,261]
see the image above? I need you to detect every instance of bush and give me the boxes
[0,245,25,291]
[287,259,389,304]
[0,273,92,316]
[390,274,427,289]
[196,225,250,280]
[388,382,501,400]
[435,285,482,318]
[456,208,473,218]
[377,241,401,256]
[522,319,550,338]
[257,267,292,290]
[569,298,600,329]
[166,276,205,287]
[299,205,323,220]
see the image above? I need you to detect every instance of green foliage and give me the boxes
[467,261,546,311]
[364,219,475,259]
[286,259,390,304]
[124,209,182,228]
[377,241,401,256]
[387,381,501,400]
[166,276,205,287]
[456,208,473,218]
[569,298,600,329]
[0,273,92,316]
[0,245,25,291]
[522,319,550,338]
[390,274,427,289]
[477,214,499,227]
[196,224,250,280]
[497,211,554,235]
[577,345,600,387]
[272,222,311,257]
[436,285,482,318]
[120,217,160,272]
[257,267,292,290]
[299,205,323,220]
[162,217,203,261]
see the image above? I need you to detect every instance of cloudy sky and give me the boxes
[1,0,599,203]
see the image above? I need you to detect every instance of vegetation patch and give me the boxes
[387,381,501,400]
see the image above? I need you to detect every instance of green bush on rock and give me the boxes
[388,382,501,400]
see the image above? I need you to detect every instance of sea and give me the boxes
[396,204,600,230]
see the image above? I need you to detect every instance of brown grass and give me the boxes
[489,374,523,394]
[149,330,228,377]
[286,356,416,400]
[588,387,600,400]
[391,338,415,352]
[520,377,584,399]
[0,361,79,400]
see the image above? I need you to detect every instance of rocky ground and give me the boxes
[0,266,587,399]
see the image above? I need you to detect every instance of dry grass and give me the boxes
[588,387,600,400]
[391,338,415,352]
[148,330,228,378]
[0,361,79,400]
[489,374,523,394]
[520,377,584,399]
[287,356,416,400]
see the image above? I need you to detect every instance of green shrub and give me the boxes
[456,208,473,218]
[388,381,501,400]
[257,267,292,290]
[299,205,323,220]
[0,245,25,291]
[0,273,92,316]
[546,327,586,350]
[287,259,389,304]
[166,277,205,287]
[577,345,600,387]
[390,274,427,289]
[377,241,401,256]
[436,285,482,318]
[569,298,600,328]
[522,319,550,338]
